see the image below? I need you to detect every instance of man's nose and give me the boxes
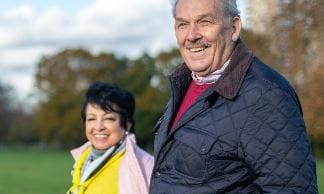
[186,24,202,41]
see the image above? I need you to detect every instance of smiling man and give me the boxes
[149,0,318,193]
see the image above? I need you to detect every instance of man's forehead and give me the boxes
[175,0,223,21]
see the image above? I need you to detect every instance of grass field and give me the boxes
[317,160,324,193]
[0,148,73,194]
[0,148,323,194]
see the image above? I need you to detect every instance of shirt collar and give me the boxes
[191,59,230,85]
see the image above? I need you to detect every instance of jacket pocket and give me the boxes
[172,127,215,180]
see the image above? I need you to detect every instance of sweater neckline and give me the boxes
[191,59,230,85]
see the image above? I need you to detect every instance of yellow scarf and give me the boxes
[67,147,125,194]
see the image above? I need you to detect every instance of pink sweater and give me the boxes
[170,81,210,132]
[70,134,154,194]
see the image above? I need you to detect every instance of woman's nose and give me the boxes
[94,120,105,131]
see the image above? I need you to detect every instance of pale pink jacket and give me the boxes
[70,134,154,194]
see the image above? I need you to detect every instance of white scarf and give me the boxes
[191,59,230,85]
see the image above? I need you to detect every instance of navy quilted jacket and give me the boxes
[149,40,318,194]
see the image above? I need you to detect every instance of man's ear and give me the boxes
[231,16,242,41]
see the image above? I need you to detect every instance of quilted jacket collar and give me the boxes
[169,39,254,100]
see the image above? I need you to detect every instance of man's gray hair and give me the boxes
[172,0,240,19]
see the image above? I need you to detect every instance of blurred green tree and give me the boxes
[33,49,127,148]
[33,48,181,149]
[0,83,14,142]
[125,50,181,149]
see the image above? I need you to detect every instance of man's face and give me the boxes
[175,0,237,77]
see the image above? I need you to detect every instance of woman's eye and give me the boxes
[104,117,116,121]
[87,118,95,121]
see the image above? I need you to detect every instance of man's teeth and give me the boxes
[95,134,108,138]
[190,47,204,52]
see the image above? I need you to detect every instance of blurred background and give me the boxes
[0,0,323,193]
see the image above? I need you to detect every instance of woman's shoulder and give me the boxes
[125,134,154,169]
[134,145,154,163]
[70,141,91,161]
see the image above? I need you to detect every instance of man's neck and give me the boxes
[191,59,230,85]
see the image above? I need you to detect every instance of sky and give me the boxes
[0,0,247,103]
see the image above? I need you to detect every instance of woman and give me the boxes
[67,81,154,194]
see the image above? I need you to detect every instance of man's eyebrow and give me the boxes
[197,13,214,19]
[175,17,187,23]
[175,13,217,23]
[197,13,221,21]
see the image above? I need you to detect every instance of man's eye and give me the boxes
[87,118,95,121]
[177,23,187,29]
[200,20,212,26]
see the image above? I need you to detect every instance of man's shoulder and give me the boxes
[246,57,294,92]
[241,57,302,112]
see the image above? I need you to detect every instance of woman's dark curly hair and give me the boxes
[81,81,135,133]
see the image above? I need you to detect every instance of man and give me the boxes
[149,0,318,193]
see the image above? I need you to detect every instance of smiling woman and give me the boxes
[84,104,126,151]
[67,81,153,194]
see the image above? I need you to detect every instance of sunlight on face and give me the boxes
[175,0,237,76]
[85,104,125,150]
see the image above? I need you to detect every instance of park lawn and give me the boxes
[317,160,324,193]
[0,148,73,194]
[0,148,323,193]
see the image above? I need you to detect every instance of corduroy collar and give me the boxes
[170,39,254,100]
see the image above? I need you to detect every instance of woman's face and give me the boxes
[85,103,125,150]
